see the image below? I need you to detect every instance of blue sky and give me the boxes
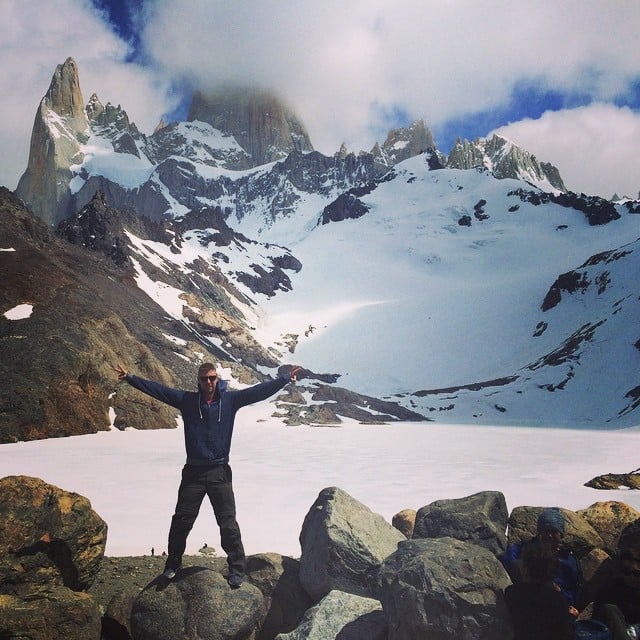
[2,1,640,199]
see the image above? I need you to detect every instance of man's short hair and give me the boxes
[197,362,217,377]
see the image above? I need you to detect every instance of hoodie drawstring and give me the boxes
[198,390,222,422]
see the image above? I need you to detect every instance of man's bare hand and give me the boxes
[112,364,128,381]
[280,365,305,382]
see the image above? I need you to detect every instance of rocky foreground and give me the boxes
[1,474,639,640]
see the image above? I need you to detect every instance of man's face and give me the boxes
[621,553,640,587]
[198,369,218,394]
[539,528,562,549]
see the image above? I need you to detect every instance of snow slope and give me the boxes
[232,157,639,426]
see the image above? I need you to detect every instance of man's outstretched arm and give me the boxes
[112,364,186,409]
[231,366,303,409]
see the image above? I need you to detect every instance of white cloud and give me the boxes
[139,1,640,155]
[0,0,171,190]
[493,104,640,199]
[0,0,639,199]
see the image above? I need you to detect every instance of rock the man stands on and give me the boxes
[114,362,302,588]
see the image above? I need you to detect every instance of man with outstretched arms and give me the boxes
[113,361,302,588]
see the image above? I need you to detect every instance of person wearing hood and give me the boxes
[504,539,577,640]
[502,507,583,611]
[114,361,302,588]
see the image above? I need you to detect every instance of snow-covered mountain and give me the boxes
[8,57,640,434]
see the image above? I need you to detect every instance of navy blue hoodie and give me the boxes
[124,372,290,465]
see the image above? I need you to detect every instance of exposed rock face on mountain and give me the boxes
[15,57,89,227]
[86,92,143,157]
[0,187,181,442]
[448,134,567,191]
[188,87,314,166]
[370,119,443,170]
[1,187,424,443]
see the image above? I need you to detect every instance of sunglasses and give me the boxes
[199,375,218,382]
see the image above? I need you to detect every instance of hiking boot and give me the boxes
[162,556,181,580]
[227,573,243,589]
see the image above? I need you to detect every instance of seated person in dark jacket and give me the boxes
[593,530,640,640]
[502,507,582,609]
[505,540,577,640]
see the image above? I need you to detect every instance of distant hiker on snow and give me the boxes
[113,361,302,588]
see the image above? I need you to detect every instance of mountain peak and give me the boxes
[371,119,439,168]
[448,134,566,192]
[187,86,314,166]
[14,57,89,226]
[44,57,87,127]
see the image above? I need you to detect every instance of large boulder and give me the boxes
[246,553,312,640]
[276,589,386,640]
[0,586,102,640]
[377,537,513,640]
[0,475,107,592]
[506,505,604,557]
[299,487,405,602]
[413,491,508,555]
[577,502,640,555]
[130,568,265,640]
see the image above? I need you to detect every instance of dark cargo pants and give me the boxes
[167,463,246,575]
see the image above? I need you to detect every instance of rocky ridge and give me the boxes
[2,474,639,640]
[15,57,567,228]
[448,134,566,191]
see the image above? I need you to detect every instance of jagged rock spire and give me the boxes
[371,119,439,169]
[45,57,87,125]
[15,57,89,226]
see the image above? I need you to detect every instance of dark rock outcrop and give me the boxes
[377,537,513,640]
[0,587,102,640]
[413,490,508,555]
[0,475,107,593]
[298,486,405,602]
[585,471,640,491]
[276,589,387,640]
[131,569,265,640]
[371,120,439,169]
[0,190,185,442]
[57,190,167,266]
[448,134,567,192]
